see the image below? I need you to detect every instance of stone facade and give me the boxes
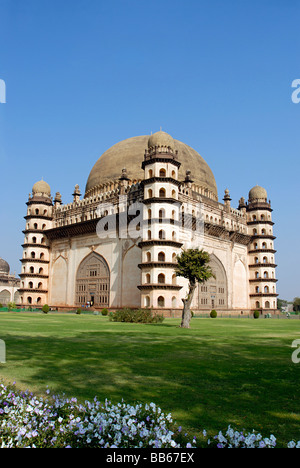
[0,258,20,305]
[19,131,278,314]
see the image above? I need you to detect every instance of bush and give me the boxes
[109,308,164,324]
[0,303,3,308]
[7,302,16,311]
[101,308,109,316]
[253,310,260,319]
[76,308,81,315]
[210,309,217,318]
[42,304,49,314]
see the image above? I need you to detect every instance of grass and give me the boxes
[0,312,300,446]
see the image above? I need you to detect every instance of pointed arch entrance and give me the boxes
[76,252,110,307]
[196,254,228,309]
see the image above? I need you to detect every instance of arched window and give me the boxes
[159,209,165,219]
[159,230,165,240]
[255,257,259,264]
[148,169,153,178]
[265,301,270,309]
[37,297,42,304]
[264,271,269,278]
[146,252,151,262]
[159,188,166,198]
[40,253,45,260]
[264,286,269,293]
[147,230,152,240]
[256,301,260,309]
[29,282,33,289]
[256,286,260,293]
[39,267,44,274]
[157,296,165,307]
[38,282,43,290]
[148,209,152,219]
[158,273,165,284]
[30,266,34,273]
[159,168,166,177]
[255,271,259,278]
[172,296,177,308]
[31,252,36,259]
[158,251,165,262]
[145,296,150,307]
[172,252,177,262]
[171,189,176,198]
[27,297,32,305]
[172,274,176,285]
[148,189,153,198]
[263,257,268,264]
[262,242,267,249]
[145,273,151,284]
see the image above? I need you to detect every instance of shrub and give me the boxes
[76,308,81,315]
[101,308,108,316]
[42,304,49,314]
[0,303,3,308]
[109,308,164,324]
[253,310,260,319]
[7,302,16,311]
[210,309,217,318]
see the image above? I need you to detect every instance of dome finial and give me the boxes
[148,130,174,151]
[248,185,267,202]
[32,179,51,197]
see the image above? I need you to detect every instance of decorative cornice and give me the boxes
[138,262,177,269]
[138,240,183,248]
[141,177,181,187]
[137,284,182,291]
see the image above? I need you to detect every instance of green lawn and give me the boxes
[0,312,300,446]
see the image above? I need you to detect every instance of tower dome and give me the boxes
[248,185,267,202]
[0,257,10,275]
[32,180,51,197]
[148,131,175,151]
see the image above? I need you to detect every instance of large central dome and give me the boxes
[85,132,218,200]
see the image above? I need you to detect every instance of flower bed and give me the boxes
[0,383,299,448]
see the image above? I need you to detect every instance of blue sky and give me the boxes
[0,0,299,301]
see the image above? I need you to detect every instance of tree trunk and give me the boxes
[180,281,196,328]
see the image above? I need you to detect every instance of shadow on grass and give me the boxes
[1,323,300,446]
